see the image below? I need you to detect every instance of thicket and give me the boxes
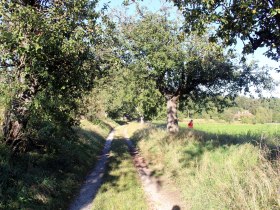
[0,0,108,153]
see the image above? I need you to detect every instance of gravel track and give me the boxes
[69,130,115,210]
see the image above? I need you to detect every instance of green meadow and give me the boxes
[178,121,280,149]
[193,123,280,137]
[130,121,280,210]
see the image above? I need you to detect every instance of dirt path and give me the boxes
[69,130,115,210]
[70,125,186,210]
[124,127,187,210]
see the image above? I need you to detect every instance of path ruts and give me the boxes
[124,127,186,210]
[69,130,115,210]
[70,126,186,210]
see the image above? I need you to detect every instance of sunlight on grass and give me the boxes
[124,122,147,138]
[92,139,148,210]
[79,119,110,138]
[194,123,280,137]
[131,122,280,210]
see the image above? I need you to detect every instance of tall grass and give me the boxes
[0,119,107,210]
[188,123,280,160]
[92,138,148,210]
[131,123,280,210]
[194,123,280,136]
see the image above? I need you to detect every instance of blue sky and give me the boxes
[97,0,280,97]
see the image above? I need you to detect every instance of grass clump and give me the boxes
[131,123,280,210]
[92,138,148,210]
[0,119,107,210]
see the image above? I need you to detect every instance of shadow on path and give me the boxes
[69,131,114,210]
[125,131,187,210]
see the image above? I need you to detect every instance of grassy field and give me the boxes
[177,121,280,149]
[92,135,148,210]
[193,122,280,135]
[0,119,108,210]
[130,122,280,210]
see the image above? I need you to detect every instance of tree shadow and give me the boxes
[114,120,128,125]
[0,124,108,210]
[131,123,279,171]
[95,138,135,194]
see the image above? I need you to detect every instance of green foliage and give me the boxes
[119,10,273,114]
[172,0,280,62]
[0,120,107,209]
[0,0,98,93]
[85,7,274,125]
[85,17,165,120]
[255,107,273,123]
[0,0,101,151]
[0,71,13,124]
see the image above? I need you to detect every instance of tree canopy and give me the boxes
[0,0,100,152]
[117,10,273,132]
[0,0,277,152]
[172,0,280,62]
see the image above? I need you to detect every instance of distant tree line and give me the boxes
[179,96,280,124]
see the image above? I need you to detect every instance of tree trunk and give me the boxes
[2,78,39,153]
[140,116,144,124]
[166,96,179,133]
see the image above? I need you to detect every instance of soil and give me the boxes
[70,125,187,210]
[124,128,187,210]
[69,130,115,210]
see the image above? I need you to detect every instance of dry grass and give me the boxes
[130,123,280,210]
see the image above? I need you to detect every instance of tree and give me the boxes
[85,10,164,122]
[120,11,273,132]
[172,0,280,62]
[86,56,164,122]
[0,0,99,152]
[268,98,280,122]
[255,106,273,123]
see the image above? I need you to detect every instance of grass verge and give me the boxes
[92,137,148,210]
[131,123,280,210]
[0,119,107,210]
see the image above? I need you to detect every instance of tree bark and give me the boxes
[2,77,39,153]
[166,95,179,133]
[140,116,144,124]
